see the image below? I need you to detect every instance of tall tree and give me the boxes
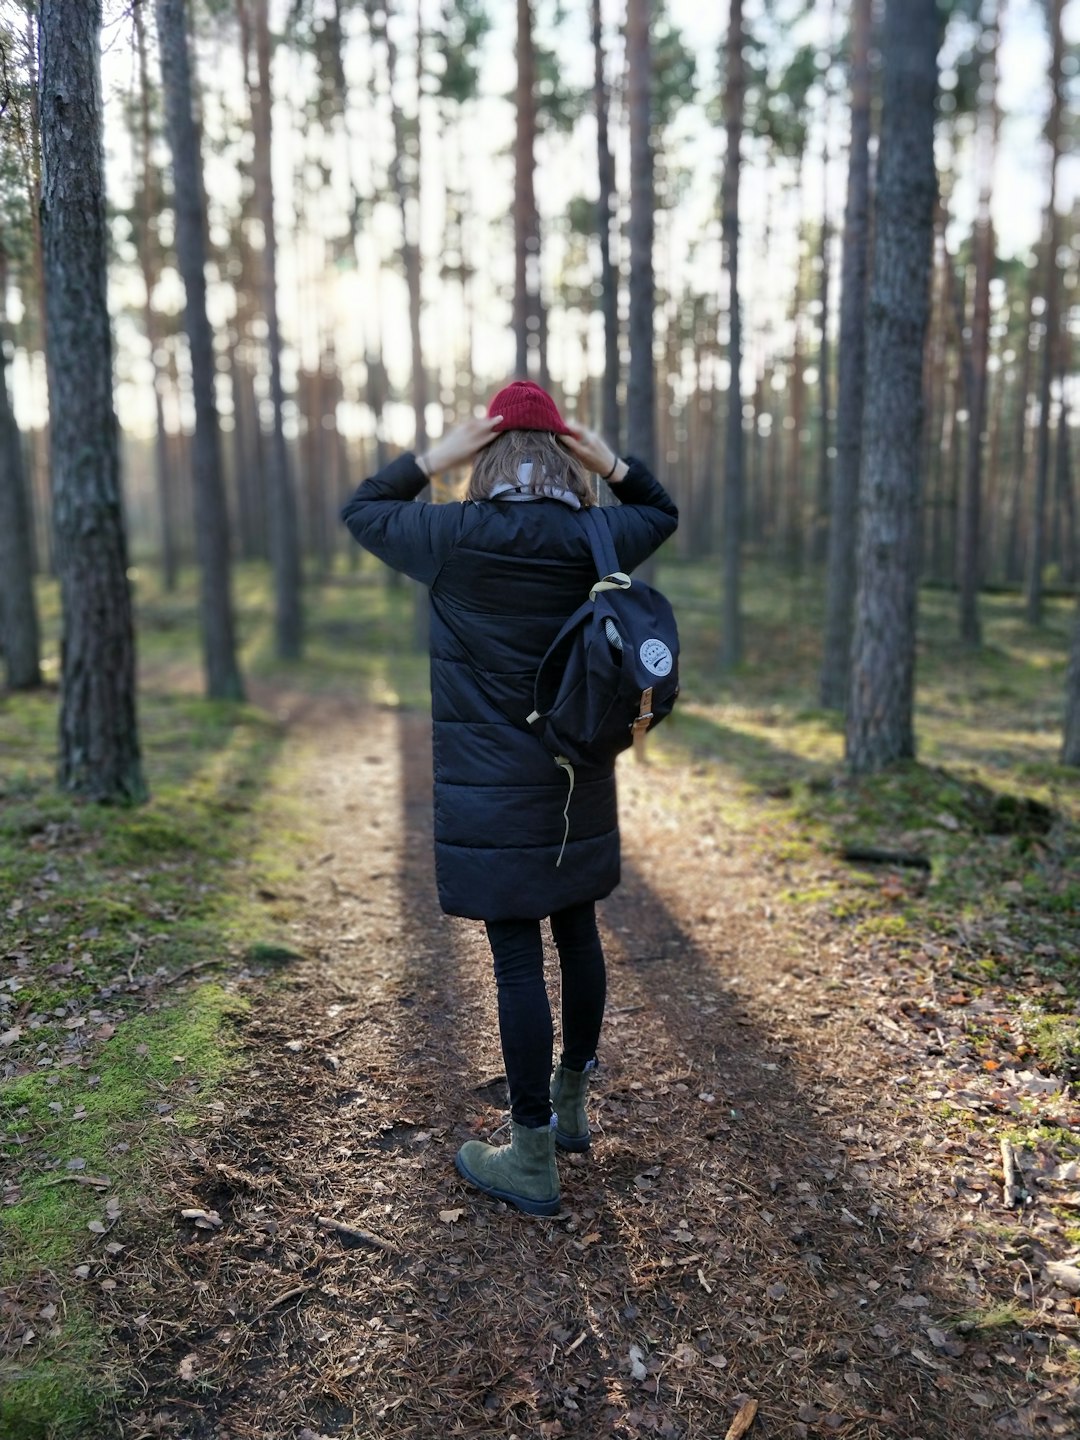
[592,0,619,450]
[1065,573,1080,763]
[626,0,655,477]
[820,0,872,708]
[719,0,744,668]
[241,0,303,658]
[513,0,542,379]
[846,0,939,773]
[1025,0,1064,626]
[154,0,244,699]
[39,0,145,800]
[0,328,41,689]
[133,0,177,595]
[957,0,1001,647]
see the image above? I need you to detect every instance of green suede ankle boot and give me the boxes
[551,1060,596,1152]
[455,1119,560,1216]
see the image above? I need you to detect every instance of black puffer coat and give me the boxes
[341,453,678,921]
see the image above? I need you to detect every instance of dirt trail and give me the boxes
[120,693,1071,1440]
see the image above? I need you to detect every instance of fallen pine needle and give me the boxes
[724,1399,758,1439]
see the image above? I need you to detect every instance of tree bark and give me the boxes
[720,0,744,669]
[134,1,178,595]
[1026,0,1064,626]
[592,0,619,453]
[0,334,42,689]
[821,0,872,708]
[155,0,245,701]
[244,0,303,658]
[626,0,655,476]
[39,0,145,800]
[1064,594,1080,764]
[513,0,542,380]
[845,0,939,774]
[957,0,1000,647]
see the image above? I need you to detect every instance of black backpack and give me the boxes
[526,506,680,770]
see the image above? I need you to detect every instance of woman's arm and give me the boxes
[340,415,503,583]
[558,424,678,572]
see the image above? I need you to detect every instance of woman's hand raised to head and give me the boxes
[418,414,503,477]
[558,423,629,483]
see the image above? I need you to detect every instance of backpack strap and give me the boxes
[582,507,631,599]
[581,506,621,576]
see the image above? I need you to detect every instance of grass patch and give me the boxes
[0,614,301,1435]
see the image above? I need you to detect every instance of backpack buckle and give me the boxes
[630,687,654,752]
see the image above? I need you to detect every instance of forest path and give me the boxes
[124,689,1068,1440]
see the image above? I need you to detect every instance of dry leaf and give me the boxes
[628,1344,648,1381]
[0,1027,22,1047]
[439,1207,465,1224]
[178,1352,199,1381]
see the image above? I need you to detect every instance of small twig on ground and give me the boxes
[158,958,225,988]
[316,1215,399,1254]
[1001,1139,1022,1208]
[253,1284,311,1323]
[842,846,931,871]
[43,1174,111,1190]
[724,1398,759,1439]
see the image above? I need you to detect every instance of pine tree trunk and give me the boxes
[720,0,745,669]
[845,0,939,774]
[40,0,145,800]
[821,0,872,707]
[626,0,655,477]
[0,334,42,689]
[514,0,541,380]
[23,3,50,578]
[1058,388,1075,587]
[134,1,178,594]
[1026,0,1064,626]
[592,0,619,451]
[958,1,1000,646]
[155,0,245,699]
[1004,264,1036,583]
[1064,597,1080,764]
[245,0,303,657]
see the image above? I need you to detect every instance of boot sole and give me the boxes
[454,1152,560,1216]
[555,1130,591,1153]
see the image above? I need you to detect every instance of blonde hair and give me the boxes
[467,430,593,508]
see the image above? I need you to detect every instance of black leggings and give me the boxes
[484,900,606,1129]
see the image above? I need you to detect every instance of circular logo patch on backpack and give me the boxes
[640,638,673,677]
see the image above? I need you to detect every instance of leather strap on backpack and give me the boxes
[631,686,654,756]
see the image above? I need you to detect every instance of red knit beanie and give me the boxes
[487,379,570,435]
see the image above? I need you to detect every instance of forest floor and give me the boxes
[2,565,1079,1440]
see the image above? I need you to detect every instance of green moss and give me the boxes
[0,1308,116,1440]
[855,914,911,939]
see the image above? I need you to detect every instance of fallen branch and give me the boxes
[316,1215,399,1254]
[842,846,931,871]
[1001,1139,1022,1208]
[724,1399,759,1439]
[44,1173,111,1190]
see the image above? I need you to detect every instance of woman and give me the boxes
[341,380,677,1215]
